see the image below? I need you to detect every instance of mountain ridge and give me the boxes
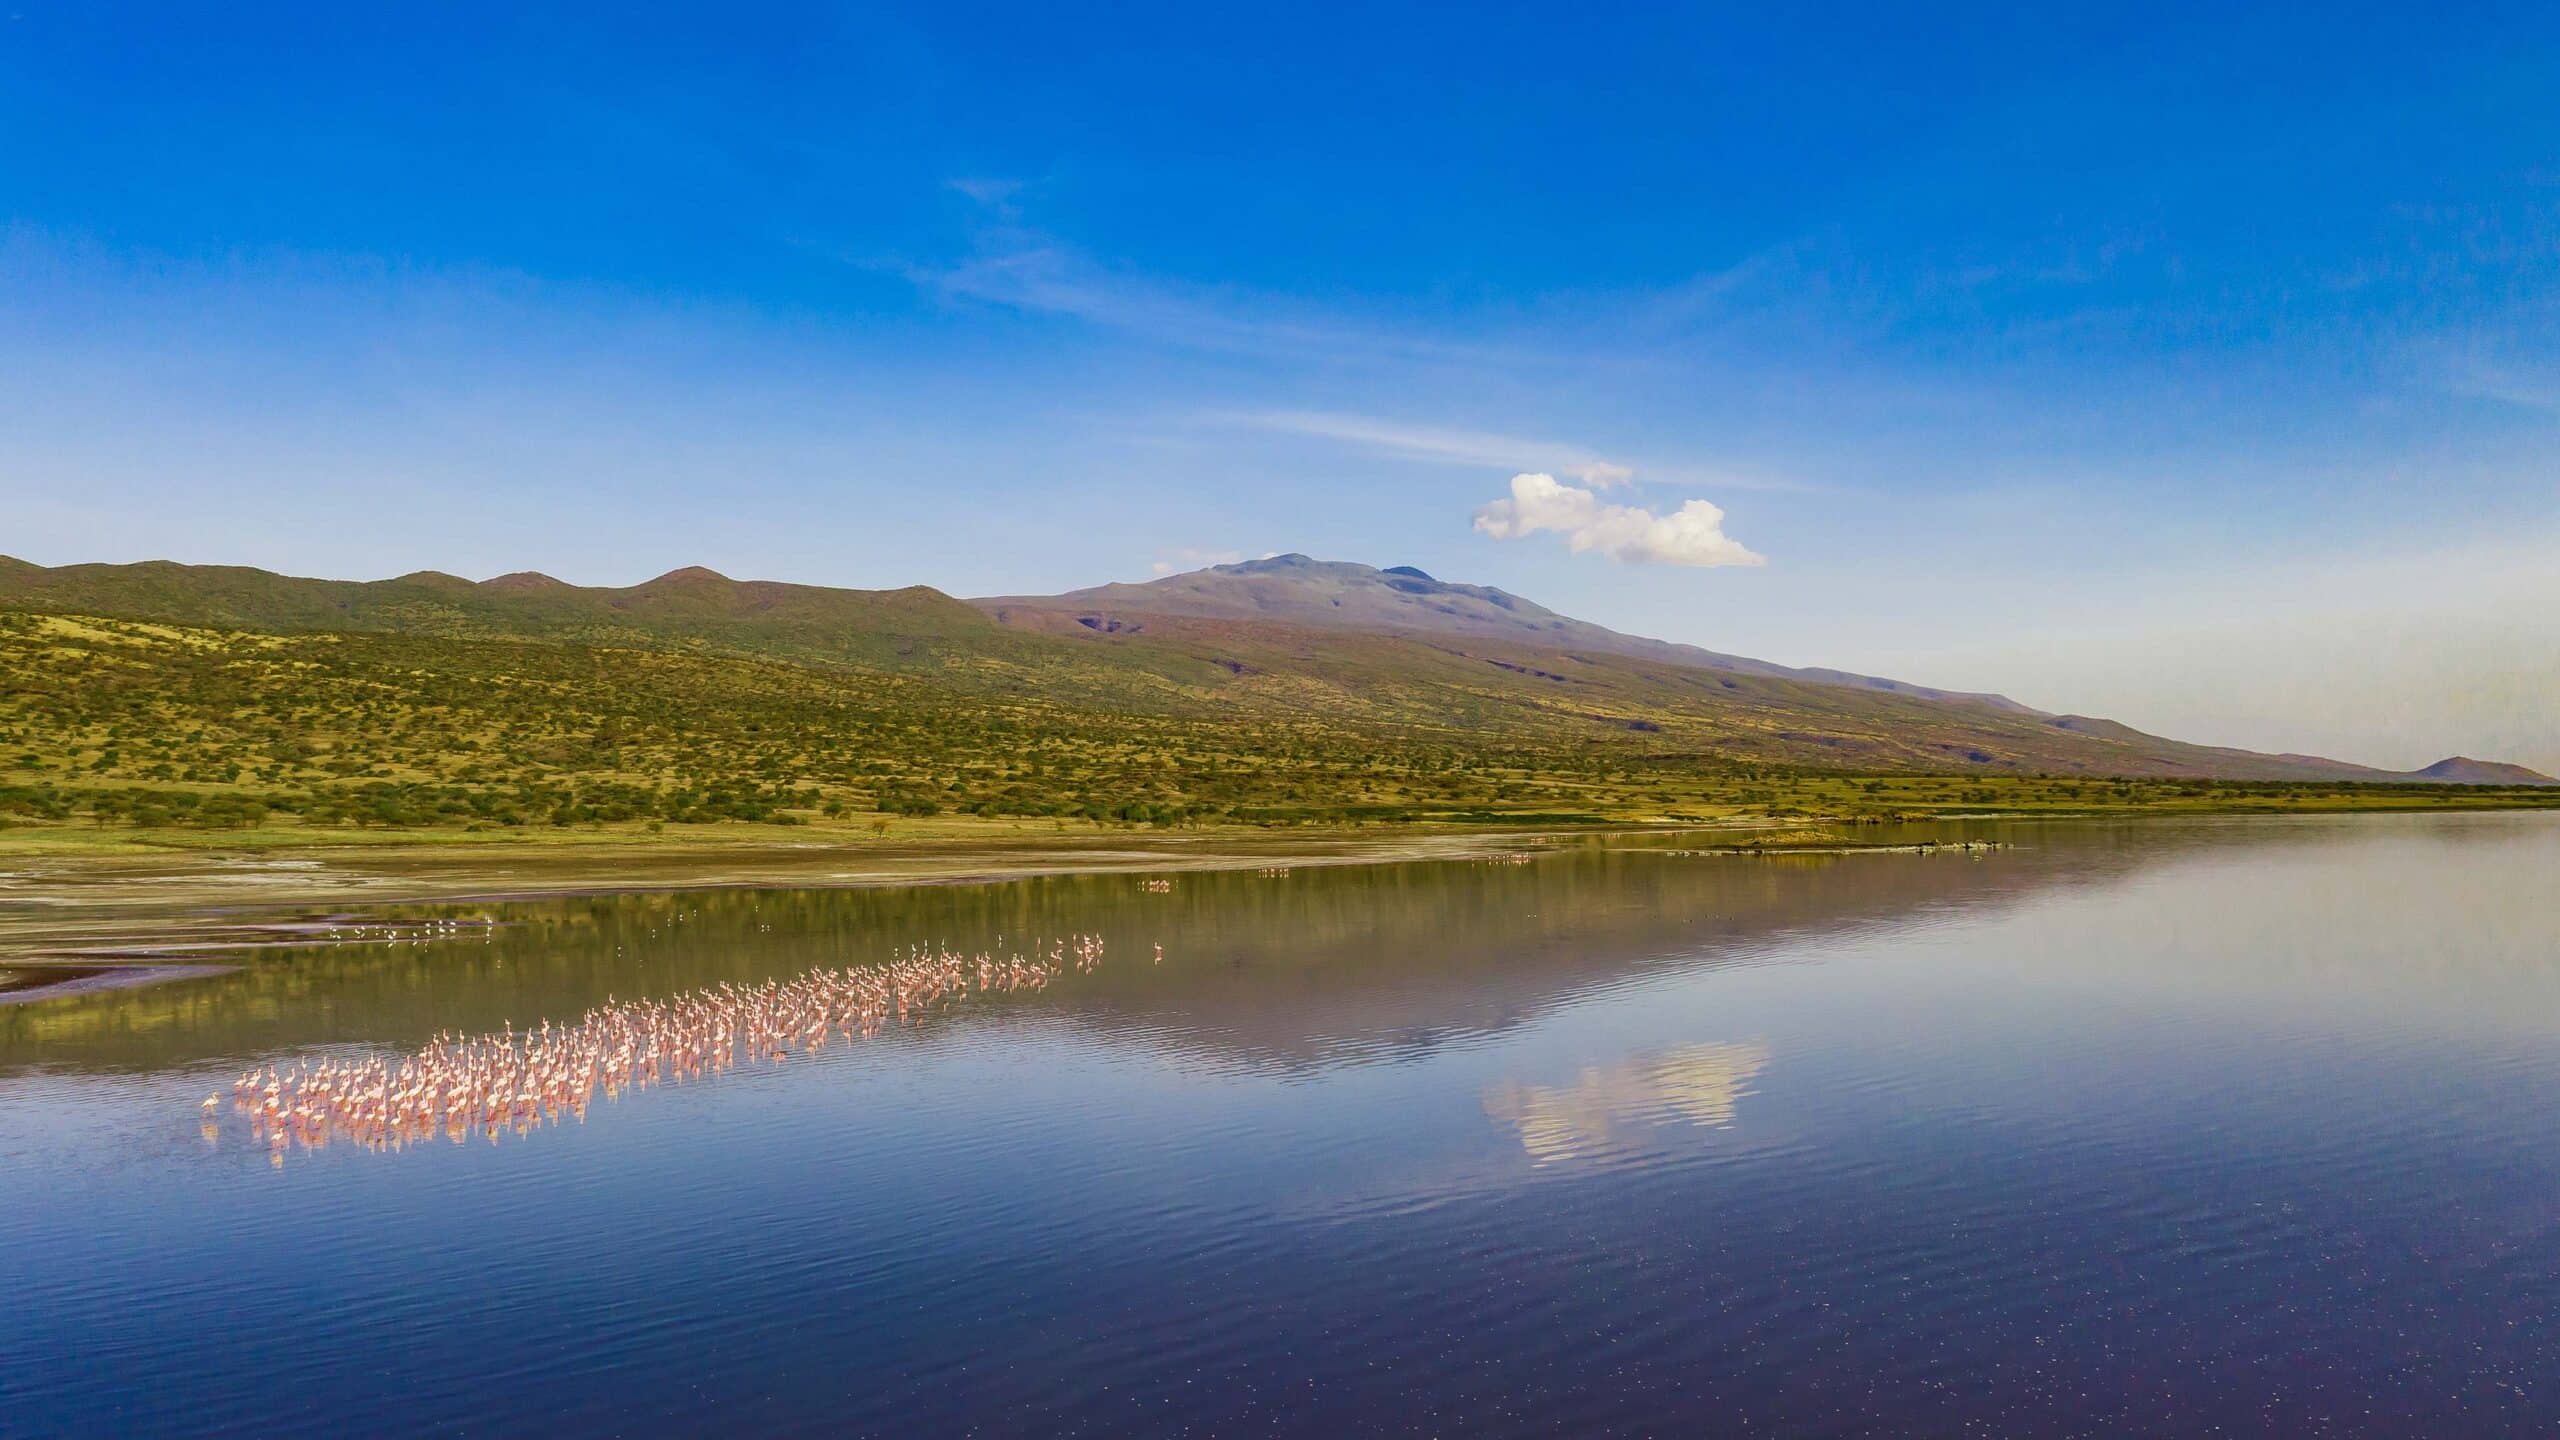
[1,552,2547,786]
[975,554,2042,715]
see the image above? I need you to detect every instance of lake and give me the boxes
[5,812,2558,1436]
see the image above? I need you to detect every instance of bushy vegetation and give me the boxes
[0,611,1620,830]
[2,609,2551,840]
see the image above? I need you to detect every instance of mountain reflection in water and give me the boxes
[0,822,2115,1074]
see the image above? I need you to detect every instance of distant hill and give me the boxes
[0,555,995,668]
[1,552,2544,786]
[2409,756,2557,785]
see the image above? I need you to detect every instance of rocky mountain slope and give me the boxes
[977,554,2038,713]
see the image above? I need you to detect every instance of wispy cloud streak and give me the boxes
[1216,410,1634,486]
[904,201,1514,369]
[1205,408,1811,493]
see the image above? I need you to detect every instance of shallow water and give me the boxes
[4,813,2558,1436]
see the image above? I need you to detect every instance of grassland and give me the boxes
[4,607,2553,859]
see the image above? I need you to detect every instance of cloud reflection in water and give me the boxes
[1484,1039,1770,1165]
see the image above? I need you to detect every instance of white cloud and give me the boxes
[1474,472,1765,568]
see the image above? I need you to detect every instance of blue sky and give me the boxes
[4,3,2557,769]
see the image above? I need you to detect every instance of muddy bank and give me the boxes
[0,961,236,1006]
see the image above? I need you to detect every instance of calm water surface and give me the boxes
[4,814,2558,1436]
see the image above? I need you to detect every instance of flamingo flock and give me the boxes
[221,934,1111,1160]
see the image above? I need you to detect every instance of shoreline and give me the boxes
[3,807,2554,995]
[0,962,238,1008]
[0,822,1697,974]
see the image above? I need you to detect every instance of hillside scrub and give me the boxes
[2,610,2551,840]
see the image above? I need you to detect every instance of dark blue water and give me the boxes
[5,814,2558,1435]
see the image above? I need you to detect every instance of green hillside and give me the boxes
[0,557,2549,838]
[0,556,999,666]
